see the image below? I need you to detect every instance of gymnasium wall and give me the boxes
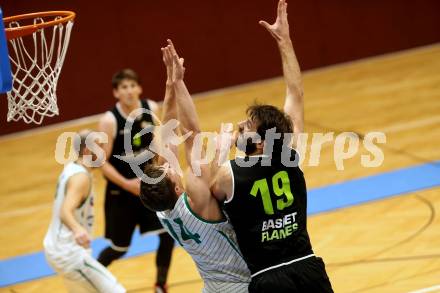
[1,0,439,135]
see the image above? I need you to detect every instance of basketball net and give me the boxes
[6,17,74,124]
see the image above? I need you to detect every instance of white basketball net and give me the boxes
[6,18,73,124]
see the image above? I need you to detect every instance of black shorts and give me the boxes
[104,185,164,250]
[249,256,333,293]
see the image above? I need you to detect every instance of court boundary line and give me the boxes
[408,284,440,293]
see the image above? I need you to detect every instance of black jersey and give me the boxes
[223,150,314,275]
[107,99,154,183]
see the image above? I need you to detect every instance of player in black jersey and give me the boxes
[212,1,333,292]
[97,69,174,292]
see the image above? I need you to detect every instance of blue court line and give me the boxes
[0,231,160,287]
[1,161,439,287]
[308,161,440,215]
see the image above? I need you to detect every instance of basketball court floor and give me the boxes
[0,44,439,292]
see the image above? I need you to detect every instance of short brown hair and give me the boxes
[111,68,140,89]
[140,165,177,212]
[246,104,293,154]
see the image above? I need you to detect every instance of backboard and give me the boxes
[0,7,13,93]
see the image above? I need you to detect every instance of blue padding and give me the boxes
[1,161,439,287]
[0,7,13,93]
[0,252,53,285]
[308,161,440,215]
[0,229,161,287]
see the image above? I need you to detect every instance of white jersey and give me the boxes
[43,162,125,293]
[157,193,251,292]
[43,162,93,255]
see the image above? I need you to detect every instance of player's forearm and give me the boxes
[101,162,129,189]
[278,38,304,134]
[162,83,177,123]
[174,80,201,134]
[60,206,83,234]
[278,39,304,102]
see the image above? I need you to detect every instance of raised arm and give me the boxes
[260,0,304,141]
[168,40,221,216]
[168,40,202,165]
[155,43,179,165]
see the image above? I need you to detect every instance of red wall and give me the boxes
[1,0,439,135]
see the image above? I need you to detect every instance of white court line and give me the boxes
[0,114,102,142]
[0,202,51,218]
[408,284,440,293]
[380,116,440,134]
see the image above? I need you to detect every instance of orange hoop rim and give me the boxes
[4,11,76,40]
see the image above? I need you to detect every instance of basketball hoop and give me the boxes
[3,11,75,124]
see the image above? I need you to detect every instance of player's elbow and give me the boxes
[289,86,304,102]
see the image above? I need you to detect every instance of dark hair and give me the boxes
[111,68,140,89]
[140,164,177,212]
[246,104,293,154]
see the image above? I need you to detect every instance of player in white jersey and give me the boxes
[43,130,125,293]
[140,41,251,292]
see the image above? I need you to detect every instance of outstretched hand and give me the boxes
[161,39,185,82]
[259,0,290,42]
[161,44,174,83]
[167,39,185,81]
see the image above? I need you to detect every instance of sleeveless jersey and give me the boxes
[223,151,314,276]
[157,193,251,287]
[44,162,93,250]
[107,99,154,184]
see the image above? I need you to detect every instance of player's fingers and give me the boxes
[165,47,173,62]
[282,2,288,19]
[172,53,180,65]
[167,39,178,57]
[259,20,271,30]
[277,0,284,17]
[76,235,86,247]
[163,47,168,58]
[168,47,174,61]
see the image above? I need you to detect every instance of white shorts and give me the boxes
[45,245,125,293]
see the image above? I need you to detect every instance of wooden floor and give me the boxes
[1,44,440,292]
